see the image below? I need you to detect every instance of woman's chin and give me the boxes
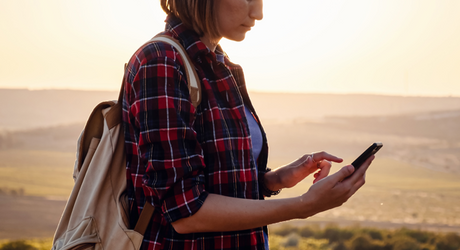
[225,34,247,42]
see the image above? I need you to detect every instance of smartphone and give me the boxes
[351,142,383,170]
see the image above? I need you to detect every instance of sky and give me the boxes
[1,0,460,97]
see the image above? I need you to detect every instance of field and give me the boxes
[1,89,459,244]
[0,239,52,250]
[0,150,74,198]
[0,150,72,240]
[0,151,459,241]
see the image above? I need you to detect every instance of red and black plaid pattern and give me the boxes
[122,15,269,250]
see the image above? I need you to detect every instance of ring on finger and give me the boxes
[312,154,321,168]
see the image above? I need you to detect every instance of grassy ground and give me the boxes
[0,238,52,250]
[4,226,459,250]
[0,150,74,198]
[267,224,460,250]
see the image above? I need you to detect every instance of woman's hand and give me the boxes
[264,151,343,192]
[296,155,375,219]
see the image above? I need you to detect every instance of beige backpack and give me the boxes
[52,36,200,250]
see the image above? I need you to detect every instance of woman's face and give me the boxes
[214,0,263,42]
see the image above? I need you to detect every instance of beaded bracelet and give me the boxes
[259,168,281,197]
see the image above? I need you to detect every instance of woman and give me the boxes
[122,0,374,249]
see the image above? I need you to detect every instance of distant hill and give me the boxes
[249,92,460,122]
[0,123,84,152]
[2,88,460,130]
[0,89,117,130]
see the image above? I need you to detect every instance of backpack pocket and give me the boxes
[54,217,102,250]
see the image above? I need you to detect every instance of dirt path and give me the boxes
[0,195,66,240]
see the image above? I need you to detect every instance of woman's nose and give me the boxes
[249,0,264,20]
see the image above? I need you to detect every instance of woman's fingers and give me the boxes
[312,164,355,187]
[302,156,376,217]
[304,165,355,213]
[313,160,332,183]
[344,155,374,184]
[340,155,374,197]
[311,151,343,164]
[331,165,355,184]
[278,151,345,188]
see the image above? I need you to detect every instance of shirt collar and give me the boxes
[215,45,226,64]
[164,15,211,61]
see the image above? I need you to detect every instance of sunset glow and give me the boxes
[1,0,459,96]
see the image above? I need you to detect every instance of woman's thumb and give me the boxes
[334,165,355,181]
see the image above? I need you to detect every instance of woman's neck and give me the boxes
[200,34,221,52]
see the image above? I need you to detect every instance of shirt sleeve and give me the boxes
[128,46,208,223]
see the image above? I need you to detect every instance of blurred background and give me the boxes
[0,0,459,249]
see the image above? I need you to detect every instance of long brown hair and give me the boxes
[161,0,219,38]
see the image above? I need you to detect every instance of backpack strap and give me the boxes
[125,35,201,235]
[149,35,201,108]
[134,202,155,235]
[118,35,201,108]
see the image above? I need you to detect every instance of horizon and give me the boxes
[2,87,460,132]
[1,87,459,98]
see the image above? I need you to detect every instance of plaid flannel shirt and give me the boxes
[123,15,270,250]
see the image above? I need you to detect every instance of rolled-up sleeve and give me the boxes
[129,49,208,223]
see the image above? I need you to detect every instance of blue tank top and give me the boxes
[244,105,263,163]
[244,105,269,249]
